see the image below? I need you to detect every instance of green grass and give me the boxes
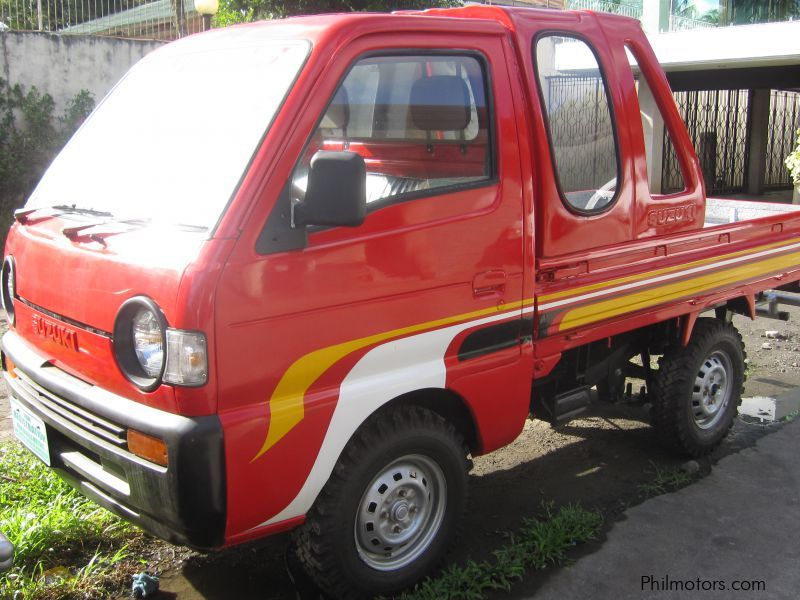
[0,442,141,600]
[638,461,701,497]
[0,440,603,600]
[396,503,602,600]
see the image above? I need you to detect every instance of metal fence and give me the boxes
[764,90,800,190]
[0,0,208,39]
[662,89,750,195]
[668,14,716,31]
[0,0,721,40]
[564,0,642,19]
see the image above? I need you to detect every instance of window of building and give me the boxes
[671,0,800,28]
[534,34,620,214]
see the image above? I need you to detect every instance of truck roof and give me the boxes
[412,3,639,28]
[157,5,640,55]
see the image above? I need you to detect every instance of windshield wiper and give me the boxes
[13,207,40,223]
[173,223,209,232]
[62,217,153,243]
[14,204,113,225]
[52,204,114,218]
[16,206,208,238]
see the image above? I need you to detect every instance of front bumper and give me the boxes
[1,331,226,550]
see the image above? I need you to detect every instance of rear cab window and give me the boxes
[533,34,621,214]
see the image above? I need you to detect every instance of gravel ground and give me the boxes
[0,305,799,599]
[738,305,800,398]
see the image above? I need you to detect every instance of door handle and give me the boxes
[473,270,507,298]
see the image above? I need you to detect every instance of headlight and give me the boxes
[1,257,16,326]
[113,297,167,392]
[132,308,164,378]
[114,296,208,391]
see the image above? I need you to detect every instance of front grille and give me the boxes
[11,367,128,449]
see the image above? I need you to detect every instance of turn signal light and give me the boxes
[4,356,16,378]
[164,329,208,386]
[127,429,168,466]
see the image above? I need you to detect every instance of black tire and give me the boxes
[292,405,469,599]
[651,318,745,457]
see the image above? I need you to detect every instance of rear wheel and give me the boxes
[651,318,745,457]
[292,405,469,599]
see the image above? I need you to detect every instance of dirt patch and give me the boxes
[738,304,800,399]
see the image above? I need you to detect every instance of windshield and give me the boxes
[27,32,310,230]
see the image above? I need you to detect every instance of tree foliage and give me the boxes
[0,80,94,245]
[672,0,800,26]
[214,0,461,26]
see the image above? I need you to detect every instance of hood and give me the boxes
[2,215,215,411]
[7,216,204,332]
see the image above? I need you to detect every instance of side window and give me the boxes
[626,45,686,195]
[534,35,620,213]
[292,54,492,208]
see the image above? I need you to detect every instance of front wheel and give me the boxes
[292,405,469,599]
[651,318,745,457]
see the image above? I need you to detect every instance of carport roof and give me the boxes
[649,20,800,72]
[647,20,800,91]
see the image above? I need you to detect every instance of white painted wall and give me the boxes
[0,32,163,115]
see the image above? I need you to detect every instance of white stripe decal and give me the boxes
[539,241,800,312]
[253,306,533,529]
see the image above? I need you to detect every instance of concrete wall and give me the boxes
[0,32,163,114]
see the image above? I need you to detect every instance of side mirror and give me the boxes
[292,151,366,228]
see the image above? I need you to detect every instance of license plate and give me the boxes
[10,398,51,466]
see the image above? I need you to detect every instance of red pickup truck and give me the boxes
[3,5,800,597]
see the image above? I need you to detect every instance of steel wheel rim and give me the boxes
[354,454,447,571]
[692,350,733,430]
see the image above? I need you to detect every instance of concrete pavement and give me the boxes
[532,389,800,600]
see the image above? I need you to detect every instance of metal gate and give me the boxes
[662,89,750,195]
[764,90,800,190]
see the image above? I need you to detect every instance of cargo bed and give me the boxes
[705,198,800,227]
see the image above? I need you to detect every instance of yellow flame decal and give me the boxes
[540,237,799,304]
[559,250,800,331]
[253,239,800,460]
[252,300,530,460]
